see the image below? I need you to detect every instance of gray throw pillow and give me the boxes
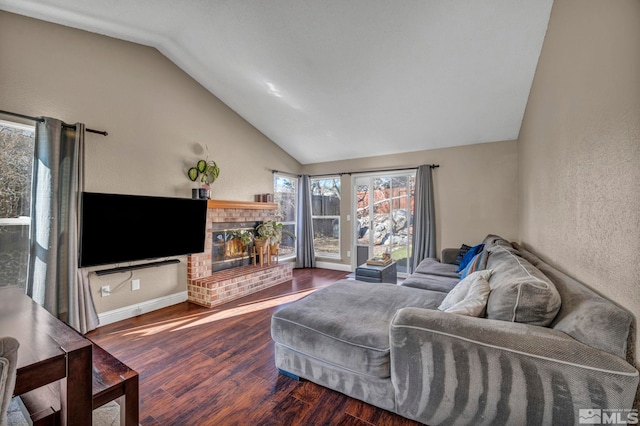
[453,244,471,266]
[485,245,561,326]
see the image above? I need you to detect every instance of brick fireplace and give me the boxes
[187,200,294,308]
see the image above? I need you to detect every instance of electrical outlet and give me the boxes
[347,250,351,257]
[131,279,141,291]
[101,285,110,297]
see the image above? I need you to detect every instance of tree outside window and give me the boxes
[0,121,35,288]
[273,174,297,258]
[311,177,340,258]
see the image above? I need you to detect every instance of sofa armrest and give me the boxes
[389,307,639,426]
[440,248,459,264]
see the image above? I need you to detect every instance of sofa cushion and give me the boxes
[441,247,462,265]
[482,234,518,252]
[402,258,459,293]
[414,258,459,278]
[400,272,459,293]
[458,249,489,279]
[456,243,484,272]
[485,245,561,326]
[438,269,492,316]
[271,279,445,378]
[515,244,633,360]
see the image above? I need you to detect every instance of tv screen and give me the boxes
[79,192,208,268]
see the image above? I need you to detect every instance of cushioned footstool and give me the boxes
[355,262,398,283]
[271,279,445,411]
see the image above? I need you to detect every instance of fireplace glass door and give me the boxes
[211,222,257,271]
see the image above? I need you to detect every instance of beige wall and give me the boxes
[518,0,640,367]
[303,140,519,267]
[0,11,301,313]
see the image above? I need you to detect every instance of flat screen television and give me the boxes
[79,192,208,268]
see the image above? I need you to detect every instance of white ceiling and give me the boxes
[0,0,553,164]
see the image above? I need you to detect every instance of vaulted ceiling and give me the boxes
[0,0,553,164]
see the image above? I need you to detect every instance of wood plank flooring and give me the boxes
[87,268,422,426]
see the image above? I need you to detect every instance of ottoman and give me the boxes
[355,262,397,284]
[270,279,445,410]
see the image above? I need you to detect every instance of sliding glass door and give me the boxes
[353,171,416,276]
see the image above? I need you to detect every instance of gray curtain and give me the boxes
[27,118,99,333]
[411,165,436,270]
[295,174,316,268]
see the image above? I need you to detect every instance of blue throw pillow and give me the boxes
[459,249,489,279]
[456,243,484,273]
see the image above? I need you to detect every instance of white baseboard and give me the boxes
[98,291,188,327]
[315,261,352,272]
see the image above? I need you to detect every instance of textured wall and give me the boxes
[518,0,640,368]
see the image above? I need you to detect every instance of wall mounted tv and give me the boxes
[79,192,208,268]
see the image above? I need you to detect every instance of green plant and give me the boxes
[237,229,254,245]
[187,149,220,187]
[255,220,295,245]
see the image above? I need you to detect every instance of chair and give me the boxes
[0,337,19,426]
[16,341,139,426]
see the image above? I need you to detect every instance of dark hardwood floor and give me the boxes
[87,268,422,426]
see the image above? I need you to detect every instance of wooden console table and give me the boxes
[0,287,93,426]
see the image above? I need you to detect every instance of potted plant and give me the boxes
[256,220,295,254]
[187,149,220,199]
[238,229,254,246]
[225,229,253,257]
[237,229,254,254]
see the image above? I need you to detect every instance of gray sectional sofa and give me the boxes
[271,235,639,425]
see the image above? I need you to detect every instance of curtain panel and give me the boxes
[295,174,316,268]
[411,165,436,270]
[27,118,99,333]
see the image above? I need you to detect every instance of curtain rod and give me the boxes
[319,165,439,177]
[273,164,439,179]
[0,110,108,136]
[271,170,301,178]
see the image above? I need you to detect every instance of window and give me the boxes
[311,177,341,258]
[353,172,415,275]
[0,120,35,288]
[273,174,297,259]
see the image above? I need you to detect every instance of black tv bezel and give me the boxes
[78,192,208,268]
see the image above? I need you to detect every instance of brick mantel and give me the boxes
[187,200,290,308]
